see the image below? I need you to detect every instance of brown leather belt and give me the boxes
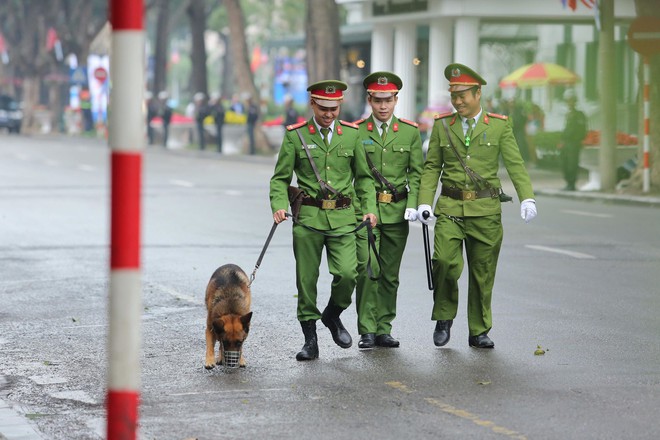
[377,188,408,204]
[441,186,501,201]
[301,196,352,210]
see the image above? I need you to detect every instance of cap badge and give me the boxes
[325,85,336,94]
[377,77,388,85]
[452,68,461,77]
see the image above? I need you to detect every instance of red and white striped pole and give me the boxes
[642,57,650,193]
[107,1,144,439]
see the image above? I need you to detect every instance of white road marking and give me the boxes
[224,189,241,196]
[170,388,287,396]
[170,179,194,187]
[151,282,202,305]
[525,245,596,259]
[77,164,95,172]
[561,209,612,218]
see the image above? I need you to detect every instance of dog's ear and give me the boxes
[240,311,253,330]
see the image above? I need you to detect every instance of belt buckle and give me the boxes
[321,199,336,209]
[463,191,476,200]
[377,192,393,203]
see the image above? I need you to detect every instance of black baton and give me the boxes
[422,211,434,291]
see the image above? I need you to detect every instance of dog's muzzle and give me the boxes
[221,346,241,371]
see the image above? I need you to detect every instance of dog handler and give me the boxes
[353,71,423,349]
[270,80,377,361]
[417,63,537,349]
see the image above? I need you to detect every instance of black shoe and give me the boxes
[321,303,352,348]
[358,333,376,349]
[296,320,319,361]
[468,333,495,349]
[433,320,452,347]
[375,334,400,348]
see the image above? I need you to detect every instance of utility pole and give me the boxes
[598,0,616,191]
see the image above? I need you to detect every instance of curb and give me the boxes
[0,398,43,440]
[536,188,660,208]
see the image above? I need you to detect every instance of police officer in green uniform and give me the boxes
[353,72,423,349]
[417,64,538,349]
[270,80,377,361]
[559,89,588,191]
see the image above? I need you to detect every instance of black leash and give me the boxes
[248,213,382,286]
[249,221,280,286]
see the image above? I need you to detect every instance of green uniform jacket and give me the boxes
[354,115,424,224]
[419,111,535,217]
[270,118,376,229]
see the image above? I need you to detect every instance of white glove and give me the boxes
[404,208,418,222]
[520,199,537,223]
[417,204,435,225]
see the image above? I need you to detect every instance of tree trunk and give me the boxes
[224,0,270,153]
[219,32,233,100]
[153,0,170,95]
[224,0,258,100]
[630,0,660,192]
[187,0,208,96]
[305,0,340,82]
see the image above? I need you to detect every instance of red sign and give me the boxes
[627,17,660,57]
[94,67,108,84]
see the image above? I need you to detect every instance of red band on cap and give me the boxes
[449,73,480,86]
[366,82,399,93]
[310,89,343,100]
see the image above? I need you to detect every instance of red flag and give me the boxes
[568,0,577,10]
[46,28,58,51]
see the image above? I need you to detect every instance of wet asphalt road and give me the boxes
[1,134,659,440]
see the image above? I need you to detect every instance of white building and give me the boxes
[337,0,638,133]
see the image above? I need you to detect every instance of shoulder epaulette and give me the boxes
[487,112,508,120]
[434,111,455,120]
[353,118,366,125]
[339,120,359,129]
[399,118,419,128]
[286,120,307,131]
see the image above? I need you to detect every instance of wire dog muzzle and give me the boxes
[220,345,242,371]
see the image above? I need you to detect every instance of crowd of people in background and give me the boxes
[143,85,590,180]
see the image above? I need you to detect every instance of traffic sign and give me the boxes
[627,17,660,57]
[94,67,108,84]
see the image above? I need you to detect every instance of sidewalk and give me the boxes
[520,166,660,208]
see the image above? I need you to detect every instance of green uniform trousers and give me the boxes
[356,221,409,335]
[293,223,357,321]
[431,214,503,336]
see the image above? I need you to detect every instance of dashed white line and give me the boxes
[561,210,612,218]
[170,179,195,187]
[525,245,596,259]
[77,164,96,172]
[151,282,202,305]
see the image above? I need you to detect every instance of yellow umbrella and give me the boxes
[499,62,580,89]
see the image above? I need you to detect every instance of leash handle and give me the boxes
[249,221,280,286]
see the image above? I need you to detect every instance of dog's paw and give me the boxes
[204,363,215,370]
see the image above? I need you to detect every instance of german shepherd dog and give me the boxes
[205,264,253,370]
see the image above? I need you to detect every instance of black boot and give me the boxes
[296,320,319,361]
[321,301,352,348]
[433,320,452,347]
